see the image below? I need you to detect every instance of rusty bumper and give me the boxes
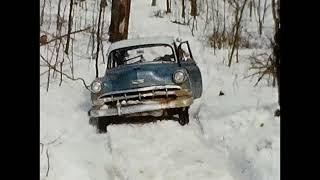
[88,96,193,118]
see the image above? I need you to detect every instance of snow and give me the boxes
[40,1,280,180]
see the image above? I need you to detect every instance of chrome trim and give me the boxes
[89,97,193,117]
[98,85,181,98]
[131,79,145,84]
[98,91,177,103]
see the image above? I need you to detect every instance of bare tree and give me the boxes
[109,0,131,43]
[249,0,253,20]
[95,0,107,78]
[65,0,74,54]
[41,27,91,46]
[223,0,226,36]
[227,0,248,67]
[190,0,198,36]
[100,0,108,64]
[246,51,276,87]
[166,0,171,13]
[151,0,156,6]
[40,135,64,178]
[40,0,47,26]
[272,0,280,105]
[56,0,63,31]
[182,0,186,23]
[253,0,269,36]
[190,0,197,17]
[41,54,90,90]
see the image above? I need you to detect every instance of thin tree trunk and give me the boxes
[259,21,262,35]
[182,0,185,23]
[236,41,239,63]
[59,41,67,86]
[65,0,74,55]
[48,0,52,30]
[190,0,197,17]
[101,4,107,64]
[262,0,268,23]
[272,0,280,105]
[40,0,46,26]
[95,0,104,78]
[151,0,156,6]
[228,0,248,67]
[71,39,74,78]
[56,0,62,30]
[223,0,226,37]
[249,0,252,20]
[166,0,171,13]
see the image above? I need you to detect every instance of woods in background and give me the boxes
[40,0,280,103]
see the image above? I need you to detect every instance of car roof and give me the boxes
[107,36,176,54]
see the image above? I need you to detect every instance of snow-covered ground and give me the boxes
[40,1,280,180]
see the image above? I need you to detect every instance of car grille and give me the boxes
[98,85,181,104]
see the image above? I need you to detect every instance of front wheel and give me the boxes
[178,107,189,126]
[89,117,110,133]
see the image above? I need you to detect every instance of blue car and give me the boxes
[88,37,202,132]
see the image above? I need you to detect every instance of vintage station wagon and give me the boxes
[88,37,202,132]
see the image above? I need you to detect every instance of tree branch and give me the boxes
[45,148,50,177]
[41,26,91,46]
[40,54,91,91]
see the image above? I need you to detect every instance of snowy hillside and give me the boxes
[40,1,280,180]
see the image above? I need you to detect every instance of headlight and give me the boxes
[91,80,102,93]
[173,70,186,84]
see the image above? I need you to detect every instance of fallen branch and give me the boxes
[45,148,50,177]
[46,135,63,145]
[40,70,49,76]
[40,134,65,178]
[41,26,91,46]
[40,54,90,91]
[246,52,276,86]
[171,20,189,25]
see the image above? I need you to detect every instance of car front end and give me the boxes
[88,66,194,118]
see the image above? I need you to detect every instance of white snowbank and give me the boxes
[40,1,279,180]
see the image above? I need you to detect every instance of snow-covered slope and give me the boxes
[40,1,280,180]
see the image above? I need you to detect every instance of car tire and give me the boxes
[178,107,189,126]
[90,117,110,133]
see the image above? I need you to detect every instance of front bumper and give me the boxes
[88,96,193,117]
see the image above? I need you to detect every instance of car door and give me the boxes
[177,41,202,98]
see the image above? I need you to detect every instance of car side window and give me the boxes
[178,43,194,63]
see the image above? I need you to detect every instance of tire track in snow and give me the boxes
[105,119,234,180]
[104,133,129,180]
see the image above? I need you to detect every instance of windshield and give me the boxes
[107,44,176,69]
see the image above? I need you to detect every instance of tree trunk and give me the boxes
[65,0,74,55]
[151,0,156,6]
[190,0,197,17]
[109,0,131,43]
[95,0,105,78]
[228,0,248,67]
[259,21,263,35]
[272,0,280,105]
[40,0,46,26]
[249,0,252,20]
[223,0,226,36]
[182,0,185,22]
[166,0,171,13]
[56,0,62,31]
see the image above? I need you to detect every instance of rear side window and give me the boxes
[177,42,194,63]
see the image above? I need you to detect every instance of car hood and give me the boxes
[100,63,184,93]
